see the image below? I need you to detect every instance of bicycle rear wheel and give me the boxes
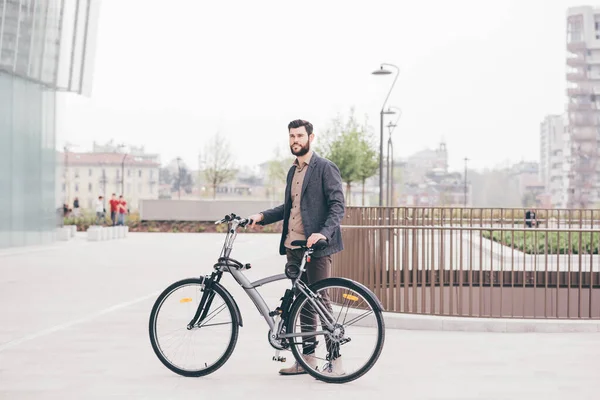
[149,277,239,377]
[286,278,385,384]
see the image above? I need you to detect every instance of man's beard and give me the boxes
[290,141,310,157]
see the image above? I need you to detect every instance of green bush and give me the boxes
[482,230,600,255]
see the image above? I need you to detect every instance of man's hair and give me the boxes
[288,119,313,135]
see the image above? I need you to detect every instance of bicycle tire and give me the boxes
[149,277,239,377]
[286,277,385,384]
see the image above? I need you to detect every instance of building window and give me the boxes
[75,184,79,192]
[88,183,92,192]
[89,169,93,176]
[62,183,65,192]
[138,170,142,178]
[75,169,79,178]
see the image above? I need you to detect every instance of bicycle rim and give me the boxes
[149,279,238,376]
[287,281,384,383]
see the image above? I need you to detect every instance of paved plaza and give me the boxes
[0,232,599,399]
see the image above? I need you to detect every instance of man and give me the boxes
[109,194,119,226]
[248,119,345,376]
[117,195,127,226]
[95,196,105,225]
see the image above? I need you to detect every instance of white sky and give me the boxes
[58,0,591,173]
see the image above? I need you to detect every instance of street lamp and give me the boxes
[386,107,402,207]
[117,144,127,196]
[372,63,400,206]
[176,157,182,200]
[464,157,469,207]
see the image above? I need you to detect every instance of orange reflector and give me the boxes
[343,294,359,301]
[180,297,193,303]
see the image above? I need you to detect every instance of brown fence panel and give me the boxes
[333,207,600,319]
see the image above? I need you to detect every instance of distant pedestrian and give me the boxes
[109,193,119,226]
[95,196,105,225]
[117,195,127,226]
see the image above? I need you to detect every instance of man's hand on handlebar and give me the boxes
[306,233,327,249]
[247,213,263,227]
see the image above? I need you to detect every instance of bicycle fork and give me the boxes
[187,276,217,330]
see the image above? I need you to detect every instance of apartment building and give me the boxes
[58,151,160,212]
[540,114,567,207]
[565,6,600,208]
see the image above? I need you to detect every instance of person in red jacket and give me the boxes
[117,195,127,226]
[109,194,119,226]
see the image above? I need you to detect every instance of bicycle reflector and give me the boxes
[180,297,193,303]
[343,293,359,302]
[285,261,301,280]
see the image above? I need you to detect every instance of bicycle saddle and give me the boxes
[290,239,328,251]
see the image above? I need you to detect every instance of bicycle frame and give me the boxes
[194,216,337,340]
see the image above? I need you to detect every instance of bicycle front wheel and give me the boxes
[286,278,385,384]
[149,277,239,377]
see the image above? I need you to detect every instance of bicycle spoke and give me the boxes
[342,310,374,327]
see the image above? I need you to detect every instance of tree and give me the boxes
[317,108,377,205]
[356,135,379,206]
[171,165,194,195]
[200,132,236,199]
[266,146,292,200]
[159,168,173,185]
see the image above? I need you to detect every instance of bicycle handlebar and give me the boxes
[214,213,252,228]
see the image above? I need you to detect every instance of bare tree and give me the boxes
[200,132,236,199]
[266,146,292,200]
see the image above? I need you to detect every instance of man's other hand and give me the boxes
[307,233,326,248]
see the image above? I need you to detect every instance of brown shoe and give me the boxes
[278,354,318,375]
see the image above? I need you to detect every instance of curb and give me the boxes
[379,312,600,333]
[346,309,600,333]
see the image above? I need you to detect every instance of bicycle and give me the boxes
[148,213,385,384]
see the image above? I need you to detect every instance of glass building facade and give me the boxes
[0,0,99,249]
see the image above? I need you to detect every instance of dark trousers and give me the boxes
[285,248,339,359]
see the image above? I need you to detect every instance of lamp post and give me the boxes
[464,157,469,207]
[117,144,127,196]
[176,157,182,200]
[372,63,400,206]
[386,107,402,207]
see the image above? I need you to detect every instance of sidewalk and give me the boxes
[0,233,599,399]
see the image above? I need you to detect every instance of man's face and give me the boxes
[289,126,312,157]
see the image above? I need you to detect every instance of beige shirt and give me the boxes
[284,152,313,249]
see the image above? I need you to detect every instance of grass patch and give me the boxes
[482,230,600,255]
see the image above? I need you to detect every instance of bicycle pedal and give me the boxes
[272,350,286,363]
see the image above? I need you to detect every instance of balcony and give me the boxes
[567,55,586,66]
[567,71,588,81]
[569,115,600,126]
[571,128,598,141]
[567,102,600,112]
[566,85,600,96]
[567,39,586,52]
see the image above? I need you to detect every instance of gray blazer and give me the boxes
[260,152,345,258]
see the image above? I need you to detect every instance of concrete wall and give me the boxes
[139,199,283,221]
